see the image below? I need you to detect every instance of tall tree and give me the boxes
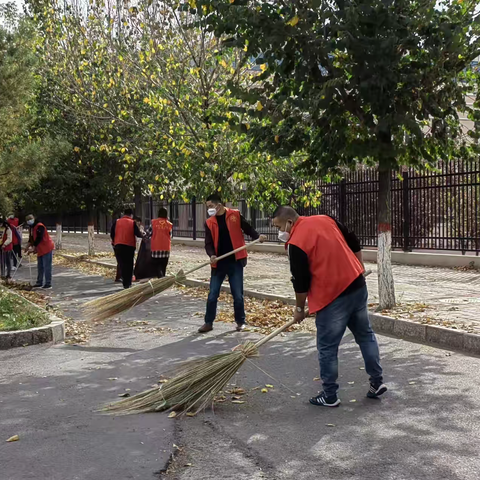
[195,0,480,308]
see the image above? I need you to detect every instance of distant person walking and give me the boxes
[0,218,13,280]
[111,208,143,289]
[25,214,54,289]
[7,214,22,269]
[144,207,172,278]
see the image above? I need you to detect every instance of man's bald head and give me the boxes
[272,205,299,233]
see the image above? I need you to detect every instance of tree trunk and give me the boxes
[134,184,143,222]
[377,168,396,310]
[55,223,62,250]
[87,211,95,256]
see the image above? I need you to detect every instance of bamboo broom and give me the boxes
[83,239,261,321]
[102,315,298,415]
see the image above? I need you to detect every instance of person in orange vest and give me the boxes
[7,214,22,269]
[25,214,55,289]
[198,194,266,333]
[110,208,144,288]
[0,218,13,280]
[272,206,386,407]
[144,207,172,278]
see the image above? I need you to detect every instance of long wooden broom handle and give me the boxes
[253,270,372,348]
[183,238,262,277]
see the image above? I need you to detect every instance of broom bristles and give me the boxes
[83,270,185,321]
[101,342,258,415]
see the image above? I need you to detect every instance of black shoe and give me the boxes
[236,323,247,332]
[32,283,42,288]
[42,285,52,290]
[309,391,341,407]
[198,323,213,333]
[367,383,388,399]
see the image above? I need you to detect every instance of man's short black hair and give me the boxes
[124,208,133,216]
[158,207,168,218]
[134,216,142,222]
[272,205,298,220]
[206,193,222,204]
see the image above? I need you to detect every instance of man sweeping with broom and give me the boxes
[198,194,266,333]
[272,206,387,407]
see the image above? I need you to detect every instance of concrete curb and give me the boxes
[0,290,65,349]
[58,254,480,356]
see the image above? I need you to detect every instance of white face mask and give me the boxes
[27,219,34,226]
[207,208,217,217]
[277,220,293,243]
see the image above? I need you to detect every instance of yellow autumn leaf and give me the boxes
[168,412,177,418]
[245,123,250,130]
[256,101,264,111]
[6,435,19,442]
[205,152,211,158]
[230,0,235,3]
[200,171,205,177]
[260,64,267,72]
[287,15,299,27]
[73,147,80,153]
[275,135,280,143]
[261,388,268,393]
[186,412,196,417]
[231,400,245,404]
[265,384,274,388]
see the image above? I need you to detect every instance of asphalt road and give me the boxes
[2,265,480,480]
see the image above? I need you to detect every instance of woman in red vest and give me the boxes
[110,208,144,289]
[198,194,266,333]
[25,214,55,289]
[7,214,21,269]
[144,207,172,278]
[272,206,386,407]
[0,218,13,279]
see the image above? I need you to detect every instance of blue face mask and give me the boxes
[27,219,34,226]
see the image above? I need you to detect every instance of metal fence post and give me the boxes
[192,196,197,240]
[339,179,346,224]
[250,206,257,231]
[403,171,411,252]
[169,201,174,237]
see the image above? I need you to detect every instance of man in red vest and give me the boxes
[144,207,172,278]
[272,206,386,407]
[7,214,22,269]
[25,214,55,289]
[198,194,266,333]
[0,218,13,279]
[110,208,144,288]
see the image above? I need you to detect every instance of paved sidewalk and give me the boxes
[2,263,480,480]
[60,233,480,329]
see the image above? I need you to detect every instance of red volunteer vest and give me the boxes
[2,226,13,252]
[151,218,172,252]
[33,222,54,257]
[287,216,364,313]
[114,216,136,247]
[206,209,246,268]
[7,218,19,245]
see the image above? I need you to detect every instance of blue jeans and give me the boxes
[37,251,53,287]
[205,261,245,325]
[316,285,383,397]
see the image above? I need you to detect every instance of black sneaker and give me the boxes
[309,391,341,407]
[32,284,42,288]
[367,383,388,399]
[42,285,52,290]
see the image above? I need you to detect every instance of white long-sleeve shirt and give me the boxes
[0,226,12,248]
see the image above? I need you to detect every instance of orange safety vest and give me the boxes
[32,222,55,257]
[114,216,136,247]
[151,218,172,252]
[206,209,246,268]
[287,216,364,313]
[7,218,19,246]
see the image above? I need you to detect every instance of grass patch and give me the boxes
[0,287,50,332]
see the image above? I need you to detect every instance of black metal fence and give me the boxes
[39,159,480,254]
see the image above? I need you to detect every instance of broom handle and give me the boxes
[254,270,372,349]
[183,238,261,276]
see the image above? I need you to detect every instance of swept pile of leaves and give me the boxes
[176,285,310,335]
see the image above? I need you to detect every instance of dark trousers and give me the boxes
[0,250,12,278]
[315,285,383,397]
[114,244,135,288]
[12,245,21,267]
[152,257,169,278]
[205,261,245,325]
[37,251,53,287]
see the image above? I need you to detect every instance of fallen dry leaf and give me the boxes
[349,399,357,403]
[261,388,269,393]
[326,424,335,427]
[118,393,130,398]
[265,384,274,388]
[186,412,196,417]
[347,382,355,385]
[231,400,245,404]
[313,377,320,381]
[6,435,19,442]
[409,381,416,385]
